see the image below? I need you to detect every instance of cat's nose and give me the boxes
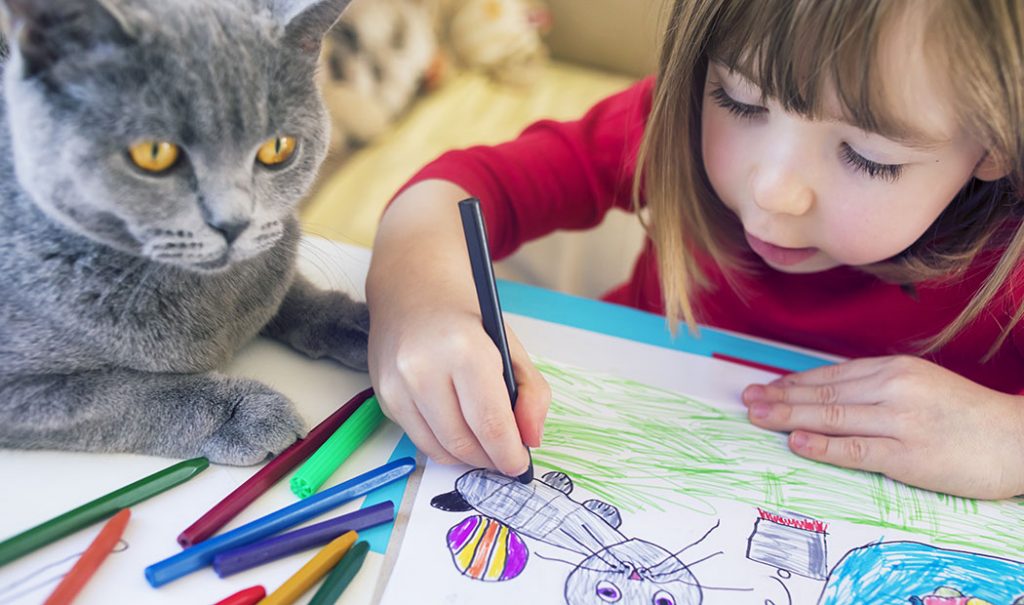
[208,219,249,245]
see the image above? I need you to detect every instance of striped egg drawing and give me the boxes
[445,514,530,581]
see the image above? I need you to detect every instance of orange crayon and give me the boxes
[43,508,130,605]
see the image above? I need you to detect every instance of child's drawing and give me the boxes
[817,541,1024,605]
[746,508,828,580]
[432,468,718,605]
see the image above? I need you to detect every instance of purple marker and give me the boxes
[211,501,394,577]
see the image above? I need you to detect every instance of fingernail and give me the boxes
[743,385,766,404]
[750,403,771,419]
[516,450,534,484]
[790,432,808,449]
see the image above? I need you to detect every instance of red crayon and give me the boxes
[43,509,130,605]
[178,388,374,547]
[211,585,266,605]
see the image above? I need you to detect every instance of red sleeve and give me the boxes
[393,77,654,260]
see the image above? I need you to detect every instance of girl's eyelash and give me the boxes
[710,83,904,183]
[839,143,904,182]
[710,86,766,120]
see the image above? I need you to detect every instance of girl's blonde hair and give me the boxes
[636,0,1024,358]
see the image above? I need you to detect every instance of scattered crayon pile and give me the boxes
[0,388,411,605]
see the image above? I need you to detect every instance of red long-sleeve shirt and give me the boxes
[401,78,1024,394]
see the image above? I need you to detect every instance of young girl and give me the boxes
[366,0,1024,500]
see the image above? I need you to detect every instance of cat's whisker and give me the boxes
[115,264,159,325]
[96,257,146,308]
[295,239,361,293]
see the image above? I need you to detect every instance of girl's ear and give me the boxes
[974,152,1012,182]
[272,0,353,55]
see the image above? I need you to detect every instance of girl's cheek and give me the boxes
[701,110,747,207]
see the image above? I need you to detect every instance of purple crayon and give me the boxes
[211,501,394,577]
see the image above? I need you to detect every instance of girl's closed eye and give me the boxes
[709,86,766,120]
[710,83,906,183]
[839,143,904,182]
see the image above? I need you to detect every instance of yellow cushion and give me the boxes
[301,61,638,248]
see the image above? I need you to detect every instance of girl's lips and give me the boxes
[744,232,819,266]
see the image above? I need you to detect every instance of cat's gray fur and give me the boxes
[0,0,369,465]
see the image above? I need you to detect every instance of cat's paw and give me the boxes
[201,379,306,465]
[323,299,370,371]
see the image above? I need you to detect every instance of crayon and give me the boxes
[711,352,789,375]
[144,457,415,587]
[459,197,534,484]
[212,585,266,605]
[0,457,208,566]
[42,509,131,605]
[307,541,370,605]
[290,396,384,498]
[212,501,393,577]
[259,531,357,605]
[178,388,375,547]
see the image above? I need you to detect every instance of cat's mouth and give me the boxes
[194,251,233,272]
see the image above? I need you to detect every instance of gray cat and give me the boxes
[0,0,370,465]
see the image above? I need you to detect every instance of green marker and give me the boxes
[290,396,384,498]
[308,540,370,605]
[0,457,209,567]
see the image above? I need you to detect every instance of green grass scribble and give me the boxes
[530,357,1024,559]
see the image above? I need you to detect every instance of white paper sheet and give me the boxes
[381,315,1024,605]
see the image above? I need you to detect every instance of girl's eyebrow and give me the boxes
[710,59,950,151]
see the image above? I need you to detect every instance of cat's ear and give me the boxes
[0,0,133,77]
[271,0,353,55]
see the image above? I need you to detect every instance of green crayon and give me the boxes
[0,457,208,567]
[308,540,370,605]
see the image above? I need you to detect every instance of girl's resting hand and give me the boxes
[741,355,1024,500]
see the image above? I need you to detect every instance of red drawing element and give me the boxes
[711,353,789,376]
[757,508,828,534]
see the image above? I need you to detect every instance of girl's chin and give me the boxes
[763,253,842,273]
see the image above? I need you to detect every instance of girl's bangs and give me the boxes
[706,0,918,142]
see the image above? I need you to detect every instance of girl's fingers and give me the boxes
[412,375,493,469]
[507,329,551,448]
[787,431,901,475]
[376,387,461,467]
[743,377,878,407]
[768,357,886,387]
[747,396,894,437]
[452,349,531,477]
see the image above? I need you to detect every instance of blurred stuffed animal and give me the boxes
[441,0,551,87]
[318,0,438,155]
[317,0,551,156]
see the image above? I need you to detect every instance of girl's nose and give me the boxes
[751,167,815,216]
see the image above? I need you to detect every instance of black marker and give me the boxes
[458,197,534,484]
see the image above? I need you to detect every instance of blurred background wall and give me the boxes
[303,0,669,299]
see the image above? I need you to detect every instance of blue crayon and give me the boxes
[144,457,415,587]
[212,501,394,577]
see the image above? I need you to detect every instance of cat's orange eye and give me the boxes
[129,141,179,173]
[257,136,297,167]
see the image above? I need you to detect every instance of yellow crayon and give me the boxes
[259,531,358,605]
